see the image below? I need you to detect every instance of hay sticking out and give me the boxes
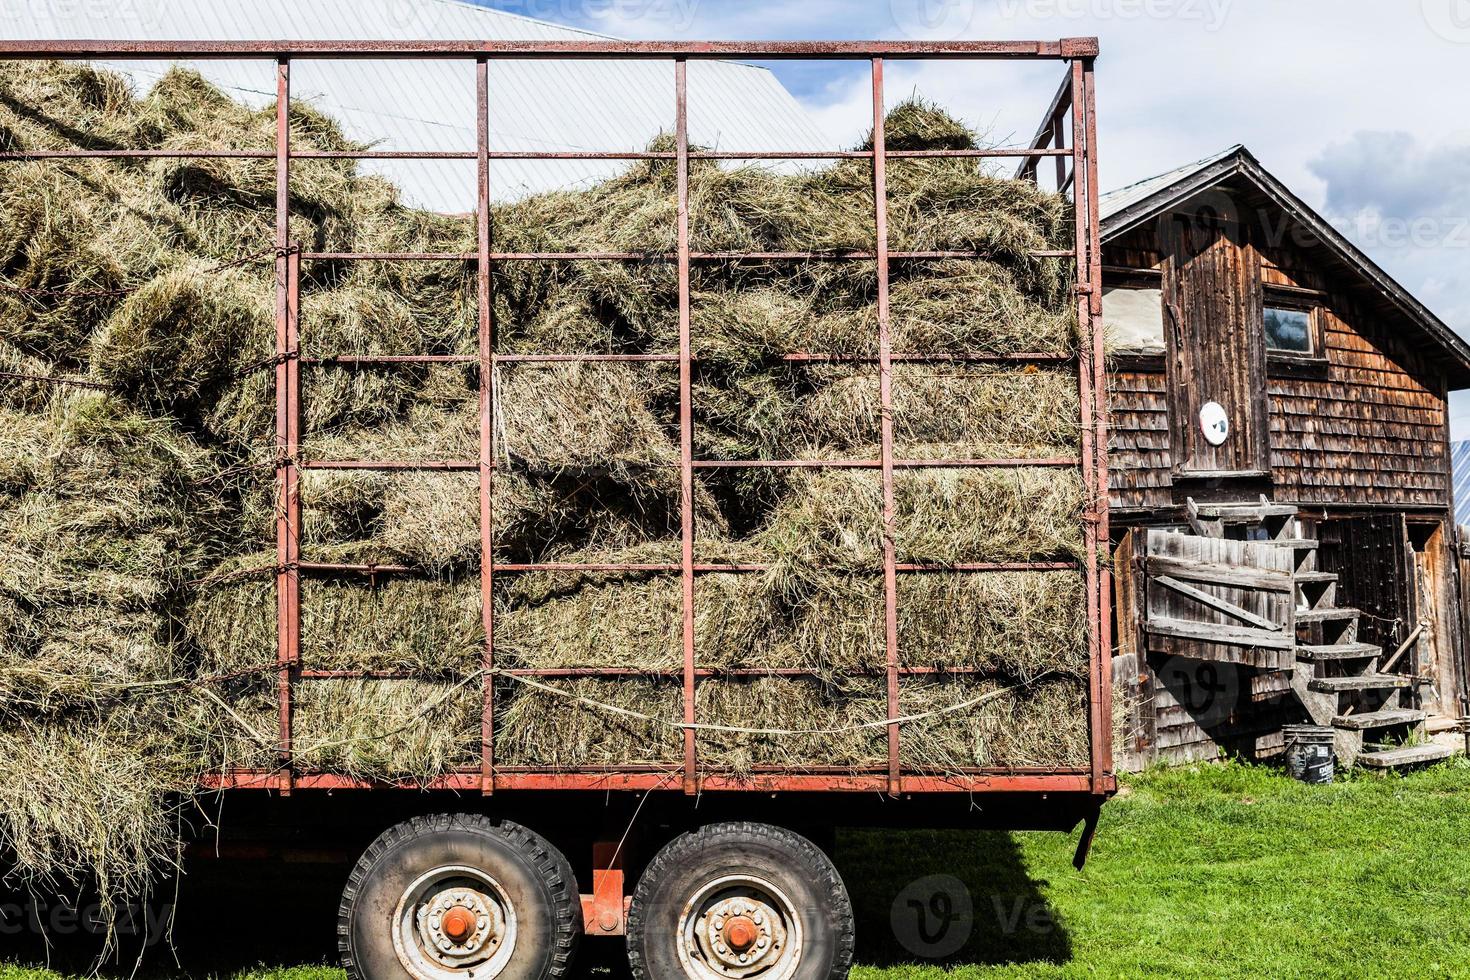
[900,674,1090,771]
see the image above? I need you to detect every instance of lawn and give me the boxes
[3,760,1468,978]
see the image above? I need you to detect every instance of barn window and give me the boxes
[1102,283,1166,354]
[1264,305,1314,355]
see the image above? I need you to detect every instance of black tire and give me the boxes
[626,822,853,980]
[338,813,580,980]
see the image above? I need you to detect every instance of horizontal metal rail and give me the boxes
[294,458,1078,471]
[288,560,1080,576]
[296,250,1076,261]
[0,147,1074,162]
[296,666,1065,679]
[293,353,1076,367]
[202,770,1105,795]
[0,38,1098,60]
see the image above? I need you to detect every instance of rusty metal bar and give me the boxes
[872,58,902,798]
[0,39,1095,60]
[300,460,478,471]
[476,57,497,796]
[675,58,698,795]
[290,560,1079,576]
[204,770,1107,795]
[1080,56,1112,793]
[780,352,1074,363]
[297,666,1050,680]
[1067,58,1107,795]
[304,352,1072,366]
[272,57,298,795]
[1016,66,1076,182]
[300,355,477,365]
[0,147,1076,164]
[296,249,1074,262]
[693,458,1081,469]
[496,353,680,363]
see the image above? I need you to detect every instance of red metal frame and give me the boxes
[2,38,1110,799]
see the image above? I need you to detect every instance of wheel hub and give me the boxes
[679,878,799,980]
[418,885,502,961]
[394,865,517,980]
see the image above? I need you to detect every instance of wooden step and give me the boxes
[1356,744,1454,769]
[1194,502,1299,520]
[1332,709,1425,731]
[1296,607,1357,624]
[1298,642,1379,661]
[1294,571,1338,584]
[1310,674,1412,693]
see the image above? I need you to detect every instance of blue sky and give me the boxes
[476,0,1470,436]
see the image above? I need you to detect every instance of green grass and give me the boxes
[4,759,1469,979]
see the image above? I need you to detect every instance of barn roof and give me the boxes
[1100,145,1470,387]
[6,0,828,213]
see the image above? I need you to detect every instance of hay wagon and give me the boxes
[0,36,1107,979]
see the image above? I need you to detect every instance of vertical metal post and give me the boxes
[477,57,497,795]
[1069,58,1111,792]
[273,57,299,794]
[871,58,901,797]
[1081,57,1112,789]
[1051,114,1067,191]
[675,58,697,795]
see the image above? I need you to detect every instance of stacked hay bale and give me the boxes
[0,61,1091,901]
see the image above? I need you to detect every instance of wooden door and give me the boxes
[1142,529,1296,669]
[1315,515,1413,652]
[1160,205,1269,477]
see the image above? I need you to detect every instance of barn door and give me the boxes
[1315,515,1413,652]
[1160,205,1269,477]
[1142,529,1296,669]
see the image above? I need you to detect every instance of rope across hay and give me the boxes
[0,60,1091,912]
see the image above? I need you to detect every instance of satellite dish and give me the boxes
[1200,401,1230,446]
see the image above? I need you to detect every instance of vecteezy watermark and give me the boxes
[891,875,1062,958]
[996,0,1233,32]
[888,0,982,39]
[889,0,1234,40]
[490,0,701,33]
[0,899,174,947]
[891,874,974,958]
[1155,655,1240,728]
[1422,0,1470,43]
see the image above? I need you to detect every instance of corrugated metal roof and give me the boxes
[1099,145,1244,223]
[7,0,828,212]
[1454,441,1470,526]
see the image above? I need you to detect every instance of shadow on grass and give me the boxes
[836,828,1072,969]
[0,855,348,977]
[2,829,1068,977]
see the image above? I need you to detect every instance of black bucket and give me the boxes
[1283,724,1335,784]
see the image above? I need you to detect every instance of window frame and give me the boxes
[1262,286,1325,365]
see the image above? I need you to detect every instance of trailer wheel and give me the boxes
[626,822,852,980]
[339,813,580,980]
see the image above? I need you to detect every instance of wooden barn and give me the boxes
[1101,146,1470,771]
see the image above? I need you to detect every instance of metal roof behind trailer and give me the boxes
[6,0,829,212]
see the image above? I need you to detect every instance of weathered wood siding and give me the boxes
[1159,213,1269,476]
[1104,219,1451,513]
[1260,246,1450,508]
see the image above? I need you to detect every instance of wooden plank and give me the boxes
[1154,574,1281,630]
[1147,616,1293,650]
[1147,555,1294,591]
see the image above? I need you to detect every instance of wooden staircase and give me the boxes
[1188,497,1452,770]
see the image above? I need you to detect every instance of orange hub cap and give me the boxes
[722,915,758,952]
[441,906,476,944]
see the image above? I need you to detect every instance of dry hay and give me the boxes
[0,62,1094,914]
